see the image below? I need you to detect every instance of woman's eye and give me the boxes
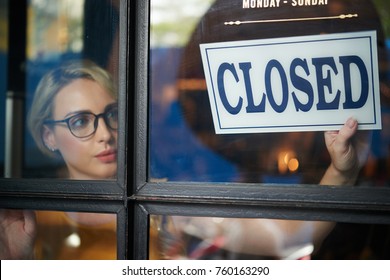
[107,109,118,121]
[70,114,93,129]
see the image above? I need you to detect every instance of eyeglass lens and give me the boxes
[69,106,118,137]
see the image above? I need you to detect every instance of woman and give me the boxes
[0,60,118,259]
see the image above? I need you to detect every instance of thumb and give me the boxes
[337,117,358,144]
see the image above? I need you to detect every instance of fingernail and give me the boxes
[346,117,356,128]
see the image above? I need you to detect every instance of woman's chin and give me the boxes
[100,168,118,179]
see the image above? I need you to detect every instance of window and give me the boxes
[0,0,127,260]
[137,0,390,260]
[1,0,390,260]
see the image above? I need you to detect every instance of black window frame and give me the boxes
[1,0,390,261]
[129,0,390,260]
[0,0,131,260]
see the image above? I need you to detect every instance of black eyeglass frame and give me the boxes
[44,103,118,139]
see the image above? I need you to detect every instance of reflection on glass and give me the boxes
[35,210,117,259]
[149,0,390,186]
[150,215,390,260]
[0,208,117,259]
[19,0,119,178]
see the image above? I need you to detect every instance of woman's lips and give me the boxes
[96,150,117,163]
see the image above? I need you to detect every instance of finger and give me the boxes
[336,117,358,144]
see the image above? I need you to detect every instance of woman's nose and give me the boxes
[95,117,115,142]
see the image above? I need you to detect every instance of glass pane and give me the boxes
[0,0,7,177]
[149,0,390,186]
[2,0,120,179]
[24,0,120,179]
[0,209,117,259]
[150,215,390,260]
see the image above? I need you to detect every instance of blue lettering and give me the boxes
[217,62,243,115]
[339,55,369,109]
[312,57,341,110]
[290,58,314,112]
[216,55,370,115]
[239,62,266,113]
[265,59,289,113]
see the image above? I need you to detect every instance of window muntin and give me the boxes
[148,0,390,186]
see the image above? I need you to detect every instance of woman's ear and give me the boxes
[42,125,57,152]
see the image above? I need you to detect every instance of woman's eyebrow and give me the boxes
[61,102,117,119]
[104,102,118,110]
[62,109,92,119]
[63,103,117,118]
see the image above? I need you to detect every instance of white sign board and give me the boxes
[200,31,381,134]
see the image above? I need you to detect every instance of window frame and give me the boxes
[129,0,390,260]
[0,0,131,260]
[1,0,390,261]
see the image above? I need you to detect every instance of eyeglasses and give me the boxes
[44,103,118,138]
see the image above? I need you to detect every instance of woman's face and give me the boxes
[44,78,118,179]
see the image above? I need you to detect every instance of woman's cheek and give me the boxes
[58,136,88,162]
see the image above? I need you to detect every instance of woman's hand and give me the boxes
[321,118,371,185]
[0,209,36,259]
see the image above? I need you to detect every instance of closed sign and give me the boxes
[200,31,381,134]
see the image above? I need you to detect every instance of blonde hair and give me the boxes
[28,60,117,157]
